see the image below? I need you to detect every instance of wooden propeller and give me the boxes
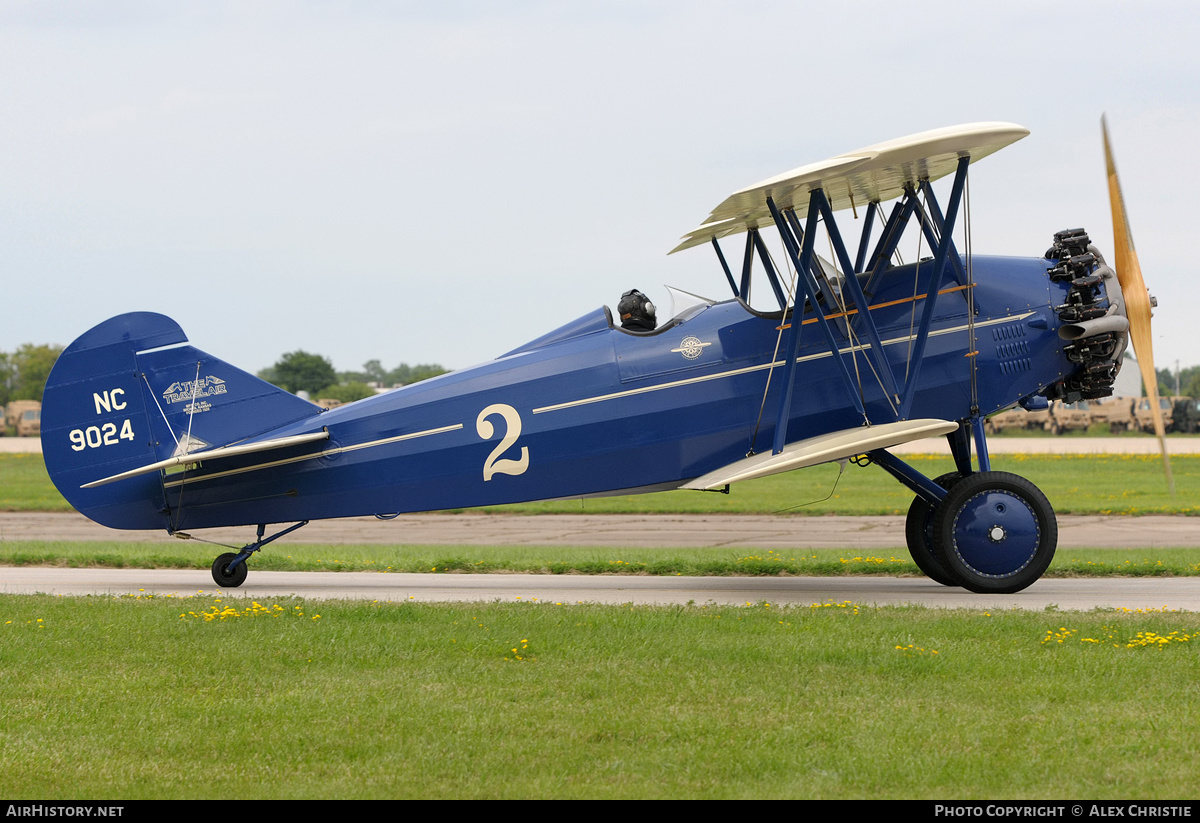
[1102,116,1174,494]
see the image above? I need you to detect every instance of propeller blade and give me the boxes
[1102,116,1174,494]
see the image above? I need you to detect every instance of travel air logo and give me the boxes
[162,376,228,414]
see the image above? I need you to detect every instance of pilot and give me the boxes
[618,289,657,331]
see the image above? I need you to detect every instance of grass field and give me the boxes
[2,452,1198,515]
[2,593,1198,799]
[3,454,1199,800]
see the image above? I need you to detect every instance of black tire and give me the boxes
[212,552,249,588]
[932,472,1056,594]
[904,472,965,587]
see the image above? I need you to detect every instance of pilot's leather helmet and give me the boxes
[618,289,657,331]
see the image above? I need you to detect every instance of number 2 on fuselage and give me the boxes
[476,404,529,481]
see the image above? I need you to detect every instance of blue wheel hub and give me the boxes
[950,490,1040,578]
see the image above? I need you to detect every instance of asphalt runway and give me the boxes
[4,567,1200,611]
[2,511,1198,611]
[1,511,1197,549]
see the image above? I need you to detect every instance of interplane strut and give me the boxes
[708,155,976,455]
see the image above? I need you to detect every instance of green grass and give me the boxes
[0,453,74,511]
[475,452,1198,515]
[4,453,1197,515]
[1,593,1197,799]
[3,540,1200,578]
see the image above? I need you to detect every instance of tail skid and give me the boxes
[42,312,322,530]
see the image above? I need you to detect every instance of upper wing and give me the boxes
[671,122,1028,254]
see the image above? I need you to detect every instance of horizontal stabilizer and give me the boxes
[683,419,959,490]
[81,430,330,489]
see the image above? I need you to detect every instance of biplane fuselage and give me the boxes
[46,253,1068,532]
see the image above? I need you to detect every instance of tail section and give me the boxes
[42,312,320,530]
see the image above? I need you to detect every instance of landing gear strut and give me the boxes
[882,419,1057,593]
[209,521,309,588]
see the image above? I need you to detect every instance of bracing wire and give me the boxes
[142,373,180,451]
[904,186,929,382]
[964,169,979,413]
[774,459,848,512]
[822,230,877,420]
[170,362,203,534]
[747,238,798,455]
[183,362,201,454]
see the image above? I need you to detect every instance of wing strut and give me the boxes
[740,231,755,302]
[919,179,969,287]
[807,191,902,407]
[711,237,738,298]
[766,192,865,455]
[896,155,971,419]
[750,228,789,311]
[862,196,920,295]
[853,201,880,273]
[703,150,978,453]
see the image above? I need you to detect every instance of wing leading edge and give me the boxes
[671,122,1028,254]
[682,419,959,490]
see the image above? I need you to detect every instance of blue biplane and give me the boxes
[42,121,1164,593]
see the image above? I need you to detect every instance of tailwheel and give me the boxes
[932,472,1057,594]
[212,552,249,588]
[904,472,964,587]
[205,522,307,588]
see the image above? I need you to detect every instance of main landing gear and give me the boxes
[880,423,1058,594]
[208,521,309,588]
[913,471,1056,594]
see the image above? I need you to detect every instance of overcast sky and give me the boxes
[2,0,1196,377]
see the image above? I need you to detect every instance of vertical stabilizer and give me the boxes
[42,313,321,530]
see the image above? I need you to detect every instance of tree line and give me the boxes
[256,352,447,402]
[2,342,1195,408]
[0,345,444,408]
[1157,365,1200,399]
[0,344,64,407]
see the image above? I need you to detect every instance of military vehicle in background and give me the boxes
[1026,404,1053,432]
[1171,398,1200,434]
[1134,397,1176,433]
[16,407,40,438]
[983,406,1029,434]
[984,395,1196,435]
[1047,400,1092,435]
[1089,396,1137,433]
[983,401,1060,434]
[4,401,41,436]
